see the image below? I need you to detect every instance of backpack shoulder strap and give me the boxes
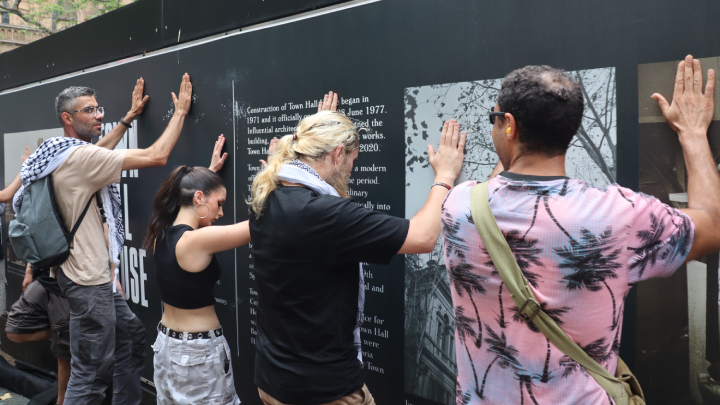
[45,174,94,242]
[68,195,94,241]
[469,181,630,403]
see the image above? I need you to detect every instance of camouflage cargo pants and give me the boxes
[152,326,240,405]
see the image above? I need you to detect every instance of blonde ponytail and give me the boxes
[249,111,359,217]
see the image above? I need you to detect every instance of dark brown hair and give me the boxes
[142,166,224,250]
[497,65,584,157]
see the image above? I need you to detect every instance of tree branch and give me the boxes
[576,123,615,183]
[1,0,128,35]
[575,71,617,164]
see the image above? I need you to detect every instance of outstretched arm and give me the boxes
[175,221,251,272]
[399,120,465,254]
[0,147,30,203]
[97,78,149,150]
[653,55,720,262]
[122,74,192,170]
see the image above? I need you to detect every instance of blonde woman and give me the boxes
[249,93,465,405]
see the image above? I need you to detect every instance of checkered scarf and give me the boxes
[12,137,124,281]
[277,159,366,363]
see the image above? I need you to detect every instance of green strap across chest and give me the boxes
[469,181,630,403]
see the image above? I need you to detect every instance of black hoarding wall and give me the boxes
[0,0,719,404]
[0,0,351,91]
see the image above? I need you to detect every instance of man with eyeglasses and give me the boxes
[10,74,193,405]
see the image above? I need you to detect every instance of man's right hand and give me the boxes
[22,263,32,292]
[652,55,714,139]
[22,274,32,292]
[427,119,466,185]
[172,73,193,117]
[398,120,466,255]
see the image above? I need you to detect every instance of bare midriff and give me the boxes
[160,303,221,333]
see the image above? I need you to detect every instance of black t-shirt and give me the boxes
[250,185,409,404]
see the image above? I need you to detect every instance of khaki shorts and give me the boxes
[5,280,71,360]
[258,384,375,405]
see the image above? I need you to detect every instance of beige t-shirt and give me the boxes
[51,144,126,285]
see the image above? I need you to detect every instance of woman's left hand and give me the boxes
[209,135,228,172]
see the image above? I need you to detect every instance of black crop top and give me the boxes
[154,224,221,310]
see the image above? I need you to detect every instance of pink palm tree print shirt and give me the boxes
[442,172,694,405]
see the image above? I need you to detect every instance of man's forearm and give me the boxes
[682,131,720,213]
[147,111,187,164]
[96,112,135,150]
[0,172,22,202]
[412,184,450,240]
[402,174,454,253]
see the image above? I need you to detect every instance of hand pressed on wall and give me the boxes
[172,73,193,116]
[652,55,714,139]
[127,78,150,119]
[209,134,228,172]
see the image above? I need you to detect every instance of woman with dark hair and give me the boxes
[143,135,248,405]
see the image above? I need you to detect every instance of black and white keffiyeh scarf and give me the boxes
[277,160,366,363]
[12,137,124,288]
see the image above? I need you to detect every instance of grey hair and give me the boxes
[55,86,96,124]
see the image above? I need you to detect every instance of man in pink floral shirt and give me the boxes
[442,56,720,404]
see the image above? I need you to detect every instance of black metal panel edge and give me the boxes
[0,0,355,92]
[0,52,7,91]
[160,0,350,47]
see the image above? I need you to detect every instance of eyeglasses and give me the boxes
[489,111,506,125]
[67,106,104,117]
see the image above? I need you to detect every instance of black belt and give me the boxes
[158,323,223,340]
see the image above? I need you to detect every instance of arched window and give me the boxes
[441,314,450,354]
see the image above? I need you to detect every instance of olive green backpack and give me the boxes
[470,182,645,405]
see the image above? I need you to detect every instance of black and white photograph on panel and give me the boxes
[403,67,617,405]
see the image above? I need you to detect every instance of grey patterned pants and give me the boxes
[152,327,240,405]
[57,267,146,405]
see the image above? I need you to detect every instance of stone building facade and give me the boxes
[0,1,131,54]
[405,258,457,405]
